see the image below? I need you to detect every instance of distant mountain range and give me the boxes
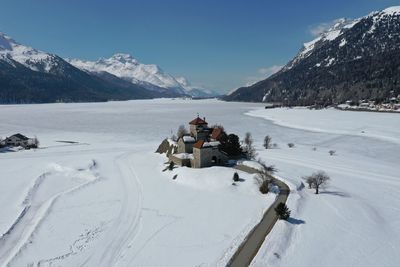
[0,33,216,104]
[225,6,400,105]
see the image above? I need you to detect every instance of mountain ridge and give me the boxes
[225,6,400,105]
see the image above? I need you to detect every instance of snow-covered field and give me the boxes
[247,107,400,267]
[0,99,274,266]
[0,100,399,266]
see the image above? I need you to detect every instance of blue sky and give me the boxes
[1,0,399,93]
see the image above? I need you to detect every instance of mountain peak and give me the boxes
[381,6,400,15]
[0,32,14,50]
[225,5,400,105]
[109,53,138,64]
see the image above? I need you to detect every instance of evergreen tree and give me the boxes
[275,202,291,220]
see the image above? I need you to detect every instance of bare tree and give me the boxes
[257,158,277,174]
[210,124,225,132]
[303,171,330,194]
[263,135,272,149]
[243,132,257,159]
[176,125,188,139]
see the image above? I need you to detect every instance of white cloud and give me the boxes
[245,65,283,86]
[258,65,283,76]
[309,18,345,37]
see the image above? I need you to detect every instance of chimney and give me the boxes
[203,117,206,122]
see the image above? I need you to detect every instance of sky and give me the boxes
[1,0,399,93]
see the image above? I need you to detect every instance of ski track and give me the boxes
[80,151,144,267]
[0,161,100,267]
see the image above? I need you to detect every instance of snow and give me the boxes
[67,54,186,93]
[203,141,220,147]
[0,99,274,266]
[245,106,400,267]
[339,38,347,47]
[381,6,400,15]
[67,54,215,97]
[182,136,195,142]
[284,18,359,70]
[0,32,56,73]
[173,153,194,159]
[238,160,265,172]
[1,99,399,266]
[324,29,341,41]
[326,57,335,66]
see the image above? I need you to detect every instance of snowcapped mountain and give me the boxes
[0,32,68,75]
[0,31,217,103]
[225,6,400,105]
[67,54,216,97]
[0,32,169,103]
[175,77,218,98]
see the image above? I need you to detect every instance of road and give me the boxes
[228,165,290,267]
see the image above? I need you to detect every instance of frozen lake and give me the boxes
[0,99,399,266]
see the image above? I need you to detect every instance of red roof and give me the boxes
[189,117,207,125]
[211,128,222,140]
[193,140,205,149]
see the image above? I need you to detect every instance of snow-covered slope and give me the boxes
[0,32,63,74]
[283,18,359,71]
[284,6,400,71]
[68,54,215,97]
[226,5,400,104]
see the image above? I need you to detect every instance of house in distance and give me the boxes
[0,133,38,149]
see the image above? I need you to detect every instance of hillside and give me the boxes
[225,7,400,105]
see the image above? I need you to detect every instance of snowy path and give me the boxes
[228,166,290,267]
[0,162,99,267]
[80,152,143,266]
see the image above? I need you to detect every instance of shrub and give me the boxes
[287,143,295,148]
[255,172,270,194]
[329,150,336,156]
[168,161,175,171]
[275,202,291,220]
[272,143,278,149]
[264,135,272,149]
[243,132,257,160]
[259,180,269,194]
[176,125,188,139]
[233,172,240,182]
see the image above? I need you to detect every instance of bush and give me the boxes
[243,132,257,159]
[272,143,278,149]
[275,202,291,220]
[329,150,336,156]
[264,135,272,149]
[259,180,269,194]
[176,125,188,139]
[233,172,240,182]
[287,143,295,148]
[257,158,277,174]
[168,161,175,171]
[255,172,270,194]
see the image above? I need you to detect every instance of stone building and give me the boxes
[192,140,228,168]
[169,116,228,168]
[177,136,196,153]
